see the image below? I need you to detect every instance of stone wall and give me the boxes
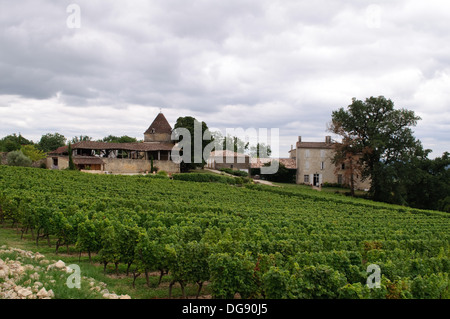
[46,157,69,170]
[103,158,179,174]
[296,147,371,190]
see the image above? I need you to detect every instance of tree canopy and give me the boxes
[38,133,66,153]
[330,96,423,203]
[172,116,212,172]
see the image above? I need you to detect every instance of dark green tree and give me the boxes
[68,143,76,170]
[249,143,272,158]
[101,135,138,143]
[172,116,212,172]
[71,135,92,144]
[331,96,423,203]
[403,152,450,211]
[0,134,33,152]
[38,133,66,152]
[222,135,249,154]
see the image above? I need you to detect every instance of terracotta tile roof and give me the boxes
[144,113,172,135]
[49,145,69,155]
[279,158,297,169]
[72,141,175,151]
[210,150,249,158]
[251,158,297,169]
[250,158,272,168]
[49,141,175,154]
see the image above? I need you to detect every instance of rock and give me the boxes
[100,289,109,295]
[35,253,45,260]
[37,287,49,299]
[55,260,65,269]
[47,289,55,298]
[119,295,132,299]
[29,272,40,280]
[17,288,33,298]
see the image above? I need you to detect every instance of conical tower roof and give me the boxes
[144,113,172,135]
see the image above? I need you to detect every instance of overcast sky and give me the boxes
[0,0,449,158]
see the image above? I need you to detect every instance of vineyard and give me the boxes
[0,165,449,299]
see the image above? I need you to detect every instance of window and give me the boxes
[320,150,325,158]
[304,175,309,183]
[341,163,345,170]
[305,150,310,158]
[338,174,343,185]
[305,161,309,170]
[321,162,325,170]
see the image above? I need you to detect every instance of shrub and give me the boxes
[219,168,248,177]
[173,173,243,185]
[7,150,32,167]
[157,170,168,176]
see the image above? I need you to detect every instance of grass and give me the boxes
[0,225,211,299]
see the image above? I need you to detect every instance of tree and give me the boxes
[172,116,212,172]
[330,96,423,203]
[38,133,66,152]
[402,152,450,211]
[327,123,363,196]
[261,161,295,183]
[222,135,249,154]
[100,135,138,143]
[7,150,32,167]
[71,135,92,144]
[68,143,76,170]
[0,134,33,152]
[20,145,47,162]
[250,143,272,158]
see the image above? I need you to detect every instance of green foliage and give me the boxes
[101,135,138,143]
[0,165,448,299]
[331,96,423,203]
[260,162,296,183]
[249,143,272,158]
[219,168,248,177]
[71,135,92,144]
[6,150,32,167]
[157,170,168,176]
[172,116,212,171]
[209,252,258,299]
[287,265,347,299]
[38,133,66,152]
[20,144,47,162]
[0,134,34,152]
[68,143,76,170]
[172,173,248,185]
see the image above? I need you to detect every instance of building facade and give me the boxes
[206,150,251,175]
[47,113,180,174]
[292,136,370,190]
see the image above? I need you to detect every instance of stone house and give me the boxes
[291,136,371,190]
[47,113,180,174]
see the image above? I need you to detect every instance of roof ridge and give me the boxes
[144,113,172,135]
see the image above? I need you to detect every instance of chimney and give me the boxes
[298,136,302,143]
[325,136,331,143]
